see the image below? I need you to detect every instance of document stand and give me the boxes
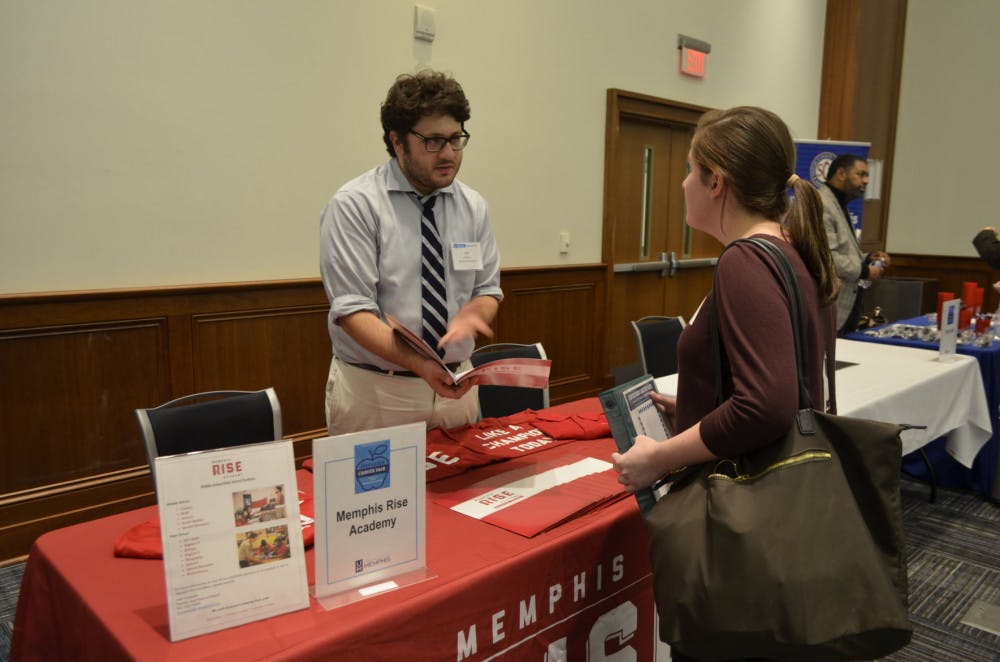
[312,568,438,610]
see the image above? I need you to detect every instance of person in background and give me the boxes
[972,227,1000,297]
[238,532,260,568]
[320,70,502,435]
[611,107,839,661]
[972,227,1000,268]
[820,153,890,335]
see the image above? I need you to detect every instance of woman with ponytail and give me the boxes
[612,107,839,659]
[614,105,837,488]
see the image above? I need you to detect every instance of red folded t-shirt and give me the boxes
[528,411,610,440]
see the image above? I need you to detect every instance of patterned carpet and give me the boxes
[0,476,996,662]
[0,562,23,662]
[882,477,1000,661]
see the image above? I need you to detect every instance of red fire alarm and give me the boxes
[678,34,711,79]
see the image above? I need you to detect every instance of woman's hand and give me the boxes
[611,435,667,493]
[649,392,676,430]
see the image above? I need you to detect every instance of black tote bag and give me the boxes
[646,238,913,661]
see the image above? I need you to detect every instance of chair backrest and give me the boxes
[631,316,686,378]
[470,342,550,417]
[135,388,283,483]
[611,362,644,386]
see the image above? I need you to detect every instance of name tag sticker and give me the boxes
[451,242,483,271]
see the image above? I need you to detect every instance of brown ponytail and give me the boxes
[786,176,840,303]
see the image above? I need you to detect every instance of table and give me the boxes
[846,316,1000,500]
[11,400,657,662]
[656,339,992,497]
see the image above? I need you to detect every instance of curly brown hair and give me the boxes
[380,70,471,157]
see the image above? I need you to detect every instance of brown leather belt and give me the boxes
[348,362,460,378]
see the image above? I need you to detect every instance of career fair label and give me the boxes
[154,440,309,642]
[312,422,427,603]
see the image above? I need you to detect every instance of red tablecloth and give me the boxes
[11,399,656,661]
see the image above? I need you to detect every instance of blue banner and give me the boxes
[794,140,870,230]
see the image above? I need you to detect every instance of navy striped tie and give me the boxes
[420,195,447,358]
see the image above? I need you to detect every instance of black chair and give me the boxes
[470,342,549,417]
[611,362,644,386]
[630,316,686,378]
[135,388,283,483]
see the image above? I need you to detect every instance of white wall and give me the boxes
[0,0,825,294]
[887,0,1000,257]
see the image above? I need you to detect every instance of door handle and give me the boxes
[613,251,718,277]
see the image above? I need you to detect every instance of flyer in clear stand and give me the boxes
[312,422,428,607]
[939,299,959,361]
[155,440,309,641]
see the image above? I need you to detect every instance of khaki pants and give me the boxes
[325,357,479,435]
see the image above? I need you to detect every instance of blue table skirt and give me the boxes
[846,315,999,501]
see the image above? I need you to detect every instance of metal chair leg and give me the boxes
[919,448,937,503]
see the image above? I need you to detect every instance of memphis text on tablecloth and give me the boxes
[456,553,629,660]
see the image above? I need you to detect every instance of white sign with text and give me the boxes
[939,299,960,361]
[155,441,309,641]
[312,422,427,602]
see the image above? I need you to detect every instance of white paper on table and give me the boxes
[312,422,427,599]
[155,441,309,642]
[939,299,959,361]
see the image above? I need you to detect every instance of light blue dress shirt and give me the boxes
[320,159,503,369]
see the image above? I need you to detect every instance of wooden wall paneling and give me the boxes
[191,305,331,437]
[167,313,195,396]
[819,0,861,140]
[493,266,606,404]
[0,317,171,562]
[0,472,155,563]
[0,280,331,562]
[819,0,908,252]
[0,271,606,562]
[0,318,170,494]
[888,255,999,312]
[609,272,667,369]
[855,0,907,250]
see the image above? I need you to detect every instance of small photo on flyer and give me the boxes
[235,524,292,568]
[232,484,287,526]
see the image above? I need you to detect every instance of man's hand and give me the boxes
[868,250,890,280]
[438,311,493,349]
[871,250,891,268]
[437,295,499,350]
[413,357,477,399]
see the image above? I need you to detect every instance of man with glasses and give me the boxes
[320,70,502,434]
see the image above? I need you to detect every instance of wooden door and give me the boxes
[602,91,722,379]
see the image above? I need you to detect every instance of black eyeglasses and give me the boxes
[409,130,471,152]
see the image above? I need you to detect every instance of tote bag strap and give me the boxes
[710,237,828,421]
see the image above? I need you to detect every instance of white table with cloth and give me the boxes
[655,338,991,469]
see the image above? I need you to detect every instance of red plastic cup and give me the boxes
[976,315,991,335]
[963,281,977,306]
[959,306,973,330]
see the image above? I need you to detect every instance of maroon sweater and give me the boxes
[675,235,837,458]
